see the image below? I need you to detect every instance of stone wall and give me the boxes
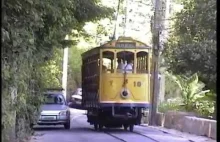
[154,111,216,140]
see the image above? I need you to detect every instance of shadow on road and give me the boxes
[68,103,86,110]
[33,126,96,134]
[33,126,65,131]
[102,128,131,134]
[69,127,95,133]
[33,125,129,133]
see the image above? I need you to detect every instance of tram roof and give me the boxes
[81,37,151,59]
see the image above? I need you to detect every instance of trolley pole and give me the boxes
[62,35,69,101]
[149,0,161,126]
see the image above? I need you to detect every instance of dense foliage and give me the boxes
[67,47,88,99]
[159,72,215,119]
[163,0,216,92]
[161,0,216,119]
[164,73,181,99]
[2,0,112,141]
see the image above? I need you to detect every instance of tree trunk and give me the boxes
[10,87,17,142]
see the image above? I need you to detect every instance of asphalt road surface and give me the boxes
[31,109,215,142]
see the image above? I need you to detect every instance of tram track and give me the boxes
[101,129,161,142]
[96,127,193,142]
[73,115,194,142]
[104,131,127,142]
[139,125,196,142]
[132,129,195,142]
[131,131,161,142]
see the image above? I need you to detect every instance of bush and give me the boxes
[158,97,215,119]
[194,97,215,119]
[158,99,183,113]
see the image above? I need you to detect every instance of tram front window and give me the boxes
[116,51,134,73]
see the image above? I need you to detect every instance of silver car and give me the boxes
[37,92,71,129]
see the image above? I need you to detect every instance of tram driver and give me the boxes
[124,59,133,73]
[117,58,125,73]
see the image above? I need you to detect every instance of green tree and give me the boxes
[163,0,216,92]
[67,47,87,94]
[2,0,113,141]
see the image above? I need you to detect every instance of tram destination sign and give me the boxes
[115,42,136,48]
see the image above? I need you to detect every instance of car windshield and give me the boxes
[44,94,65,105]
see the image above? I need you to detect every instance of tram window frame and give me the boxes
[101,51,115,74]
[116,51,135,74]
[136,51,149,74]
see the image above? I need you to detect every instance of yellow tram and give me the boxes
[81,37,152,131]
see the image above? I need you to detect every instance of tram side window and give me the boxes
[91,56,99,76]
[102,51,114,73]
[84,55,99,77]
[137,51,148,73]
[116,51,134,73]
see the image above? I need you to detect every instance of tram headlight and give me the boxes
[120,89,130,99]
[122,91,128,97]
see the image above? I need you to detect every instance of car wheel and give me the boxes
[129,124,134,132]
[98,124,103,131]
[123,124,128,131]
[94,124,98,131]
[64,120,71,129]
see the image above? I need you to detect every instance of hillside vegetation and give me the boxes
[2,0,113,141]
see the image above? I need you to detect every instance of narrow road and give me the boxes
[30,109,215,142]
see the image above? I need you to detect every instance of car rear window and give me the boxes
[44,94,65,105]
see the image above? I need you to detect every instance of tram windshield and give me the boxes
[116,51,134,73]
[101,50,149,74]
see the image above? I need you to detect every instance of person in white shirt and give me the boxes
[124,60,133,73]
[117,58,125,73]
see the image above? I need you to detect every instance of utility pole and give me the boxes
[62,35,69,101]
[149,0,161,126]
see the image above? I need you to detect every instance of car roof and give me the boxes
[44,91,63,95]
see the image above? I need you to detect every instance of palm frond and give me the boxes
[165,71,183,90]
